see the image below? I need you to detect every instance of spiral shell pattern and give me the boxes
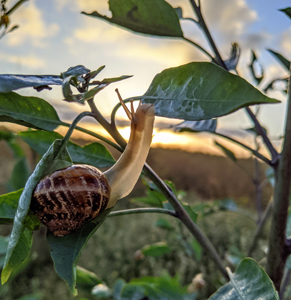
[31,164,110,236]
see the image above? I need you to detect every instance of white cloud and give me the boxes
[4,2,59,47]
[0,52,46,68]
[280,26,291,58]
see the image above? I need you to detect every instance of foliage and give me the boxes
[0,0,291,299]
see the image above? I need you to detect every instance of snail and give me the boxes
[30,99,155,236]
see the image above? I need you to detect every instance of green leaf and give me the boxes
[141,241,171,257]
[155,218,174,230]
[112,279,126,300]
[209,258,279,300]
[182,204,198,223]
[0,236,9,268]
[267,49,290,71]
[280,7,291,19]
[1,139,72,284]
[47,208,113,296]
[126,273,194,300]
[215,141,237,162]
[142,62,279,121]
[76,266,102,290]
[19,130,115,168]
[174,119,217,133]
[0,189,22,224]
[82,0,183,38]
[0,92,63,131]
[60,65,91,79]
[7,157,31,192]
[0,74,62,93]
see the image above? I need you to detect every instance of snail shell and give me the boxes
[31,164,111,236]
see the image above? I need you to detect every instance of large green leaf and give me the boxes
[174,119,217,133]
[142,62,279,121]
[47,207,112,296]
[0,74,62,93]
[209,258,279,299]
[19,130,115,168]
[1,139,73,284]
[82,0,183,37]
[0,92,64,131]
[267,49,290,71]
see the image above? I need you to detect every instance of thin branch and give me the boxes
[108,208,178,218]
[245,107,279,165]
[248,198,273,257]
[188,0,226,69]
[214,132,272,166]
[143,163,229,280]
[61,122,123,152]
[183,37,214,61]
[87,97,229,280]
[266,70,291,290]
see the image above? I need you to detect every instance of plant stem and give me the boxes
[280,269,291,299]
[188,0,226,68]
[88,97,229,280]
[143,163,229,280]
[61,122,123,152]
[108,208,178,218]
[266,69,291,290]
[248,198,273,257]
[245,107,279,164]
[183,37,214,61]
[214,132,271,165]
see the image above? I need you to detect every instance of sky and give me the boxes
[0,0,290,155]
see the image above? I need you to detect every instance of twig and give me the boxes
[88,96,229,280]
[182,37,214,61]
[214,132,271,166]
[108,208,178,218]
[248,198,273,257]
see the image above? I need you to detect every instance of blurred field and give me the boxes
[0,134,273,300]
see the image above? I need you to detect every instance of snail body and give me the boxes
[31,102,155,236]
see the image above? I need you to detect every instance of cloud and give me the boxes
[280,26,291,58]
[4,2,59,47]
[0,52,46,68]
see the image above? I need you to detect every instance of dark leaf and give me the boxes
[0,189,22,224]
[155,218,175,230]
[142,62,278,121]
[60,65,91,79]
[7,157,31,192]
[214,141,237,162]
[0,75,62,93]
[1,139,72,284]
[82,0,183,38]
[47,208,113,295]
[19,130,115,168]
[0,92,64,131]
[267,49,290,70]
[280,7,291,19]
[174,119,217,133]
